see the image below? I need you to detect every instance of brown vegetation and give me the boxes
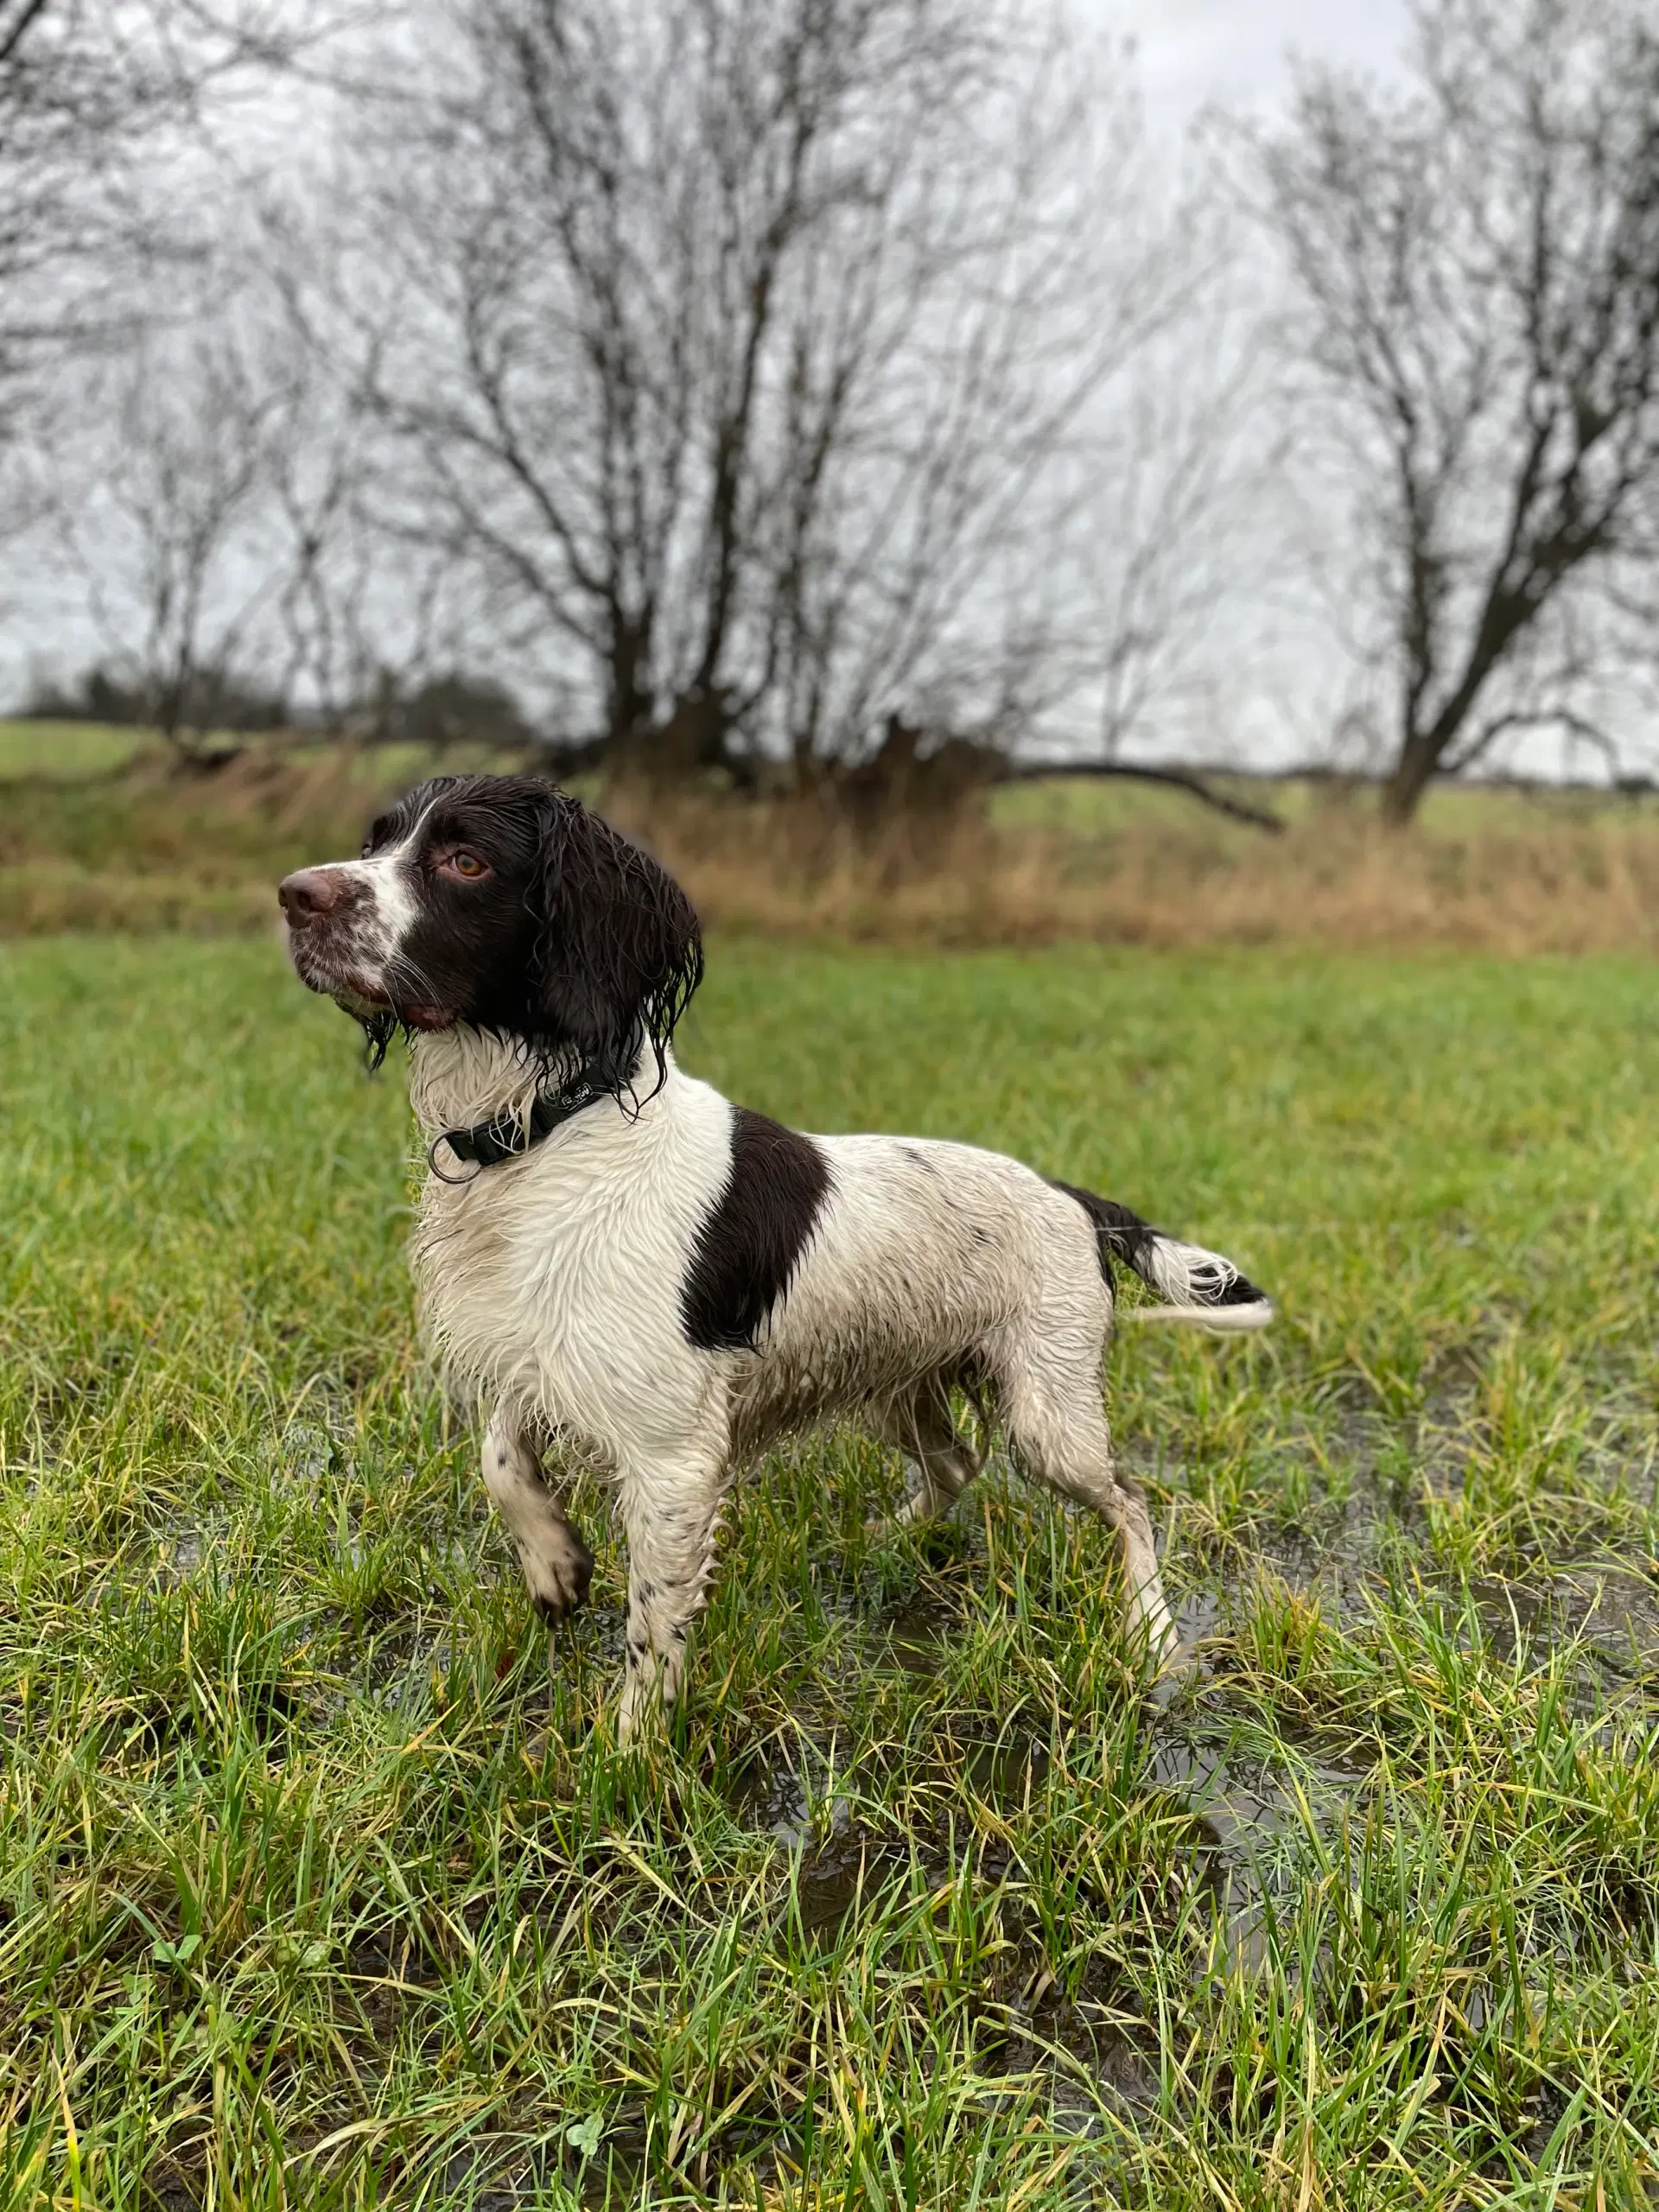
[4,740,1659,956]
[628,784,1659,956]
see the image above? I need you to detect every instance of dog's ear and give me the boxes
[531,793,703,1079]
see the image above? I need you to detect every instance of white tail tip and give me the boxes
[1120,1300,1275,1332]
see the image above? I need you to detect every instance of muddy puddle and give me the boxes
[1153,1384,1659,1678]
[723,1392,1659,2122]
[992,1985,1164,2119]
[875,1590,959,1676]
[428,2133,652,2212]
[1460,1564,1659,1680]
[726,1743,878,1931]
[725,1585,1365,2123]
[1146,1731,1369,1971]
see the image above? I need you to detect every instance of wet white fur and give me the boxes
[402,1023,1263,1732]
[1120,1300,1272,1332]
[1116,1225,1277,1332]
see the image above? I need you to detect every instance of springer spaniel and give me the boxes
[279,774,1271,1733]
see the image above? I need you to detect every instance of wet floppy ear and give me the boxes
[531,796,703,1074]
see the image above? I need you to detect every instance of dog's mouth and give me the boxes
[330,976,396,1020]
[365,995,454,1033]
[286,937,454,1033]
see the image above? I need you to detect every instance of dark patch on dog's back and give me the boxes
[682,1107,832,1351]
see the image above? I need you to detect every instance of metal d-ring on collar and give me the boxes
[426,1021,647,1184]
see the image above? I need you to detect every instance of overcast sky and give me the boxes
[1101,0,1410,129]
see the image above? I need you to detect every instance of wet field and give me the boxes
[1,937,1656,2206]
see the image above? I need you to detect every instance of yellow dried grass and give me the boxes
[614,783,1659,956]
[6,746,1659,954]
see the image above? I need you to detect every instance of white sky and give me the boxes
[1100,0,1410,129]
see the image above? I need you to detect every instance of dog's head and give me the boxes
[278,774,702,1082]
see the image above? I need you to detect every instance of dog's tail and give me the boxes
[1053,1182,1274,1332]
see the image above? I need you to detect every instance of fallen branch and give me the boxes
[996,759,1285,834]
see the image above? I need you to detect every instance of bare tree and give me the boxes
[0,0,172,519]
[43,266,394,758]
[1027,240,1291,760]
[3,3,197,439]
[1255,0,1659,822]
[0,0,359,499]
[257,275,398,734]
[329,0,1216,786]
[59,328,284,753]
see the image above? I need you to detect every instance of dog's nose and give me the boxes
[278,868,350,925]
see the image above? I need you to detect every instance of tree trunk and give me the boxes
[1382,697,1459,823]
[606,620,655,753]
[613,685,734,787]
[1380,746,1437,823]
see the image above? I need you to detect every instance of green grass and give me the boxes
[2,937,1657,2208]
[0,721,447,787]
[0,720,154,780]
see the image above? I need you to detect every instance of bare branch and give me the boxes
[997,758,1286,834]
[330,0,1214,782]
[1254,0,1659,818]
[0,0,51,69]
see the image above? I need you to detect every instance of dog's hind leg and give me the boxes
[865,1375,982,1535]
[996,1337,1175,1664]
[482,1405,595,1624]
[614,1447,728,1739]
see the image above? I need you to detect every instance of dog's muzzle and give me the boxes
[277,867,385,1002]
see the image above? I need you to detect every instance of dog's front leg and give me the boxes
[614,1452,727,1739]
[481,1405,595,1624]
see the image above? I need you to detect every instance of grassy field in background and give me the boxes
[2,935,1657,2206]
[10,718,1659,954]
[0,720,441,789]
[0,720,152,780]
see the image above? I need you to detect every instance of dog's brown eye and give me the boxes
[447,849,489,880]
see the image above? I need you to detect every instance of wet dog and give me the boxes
[279,774,1272,1732]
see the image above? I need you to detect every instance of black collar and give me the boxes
[429,1025,647,1180]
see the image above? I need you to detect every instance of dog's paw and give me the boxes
[520,1522,595,1624]
[864,1480,944,1541]
[615,1669,668,1743]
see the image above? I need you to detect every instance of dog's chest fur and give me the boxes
[408,1032,734,1455]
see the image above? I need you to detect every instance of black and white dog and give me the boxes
[279,774,1271,1732]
